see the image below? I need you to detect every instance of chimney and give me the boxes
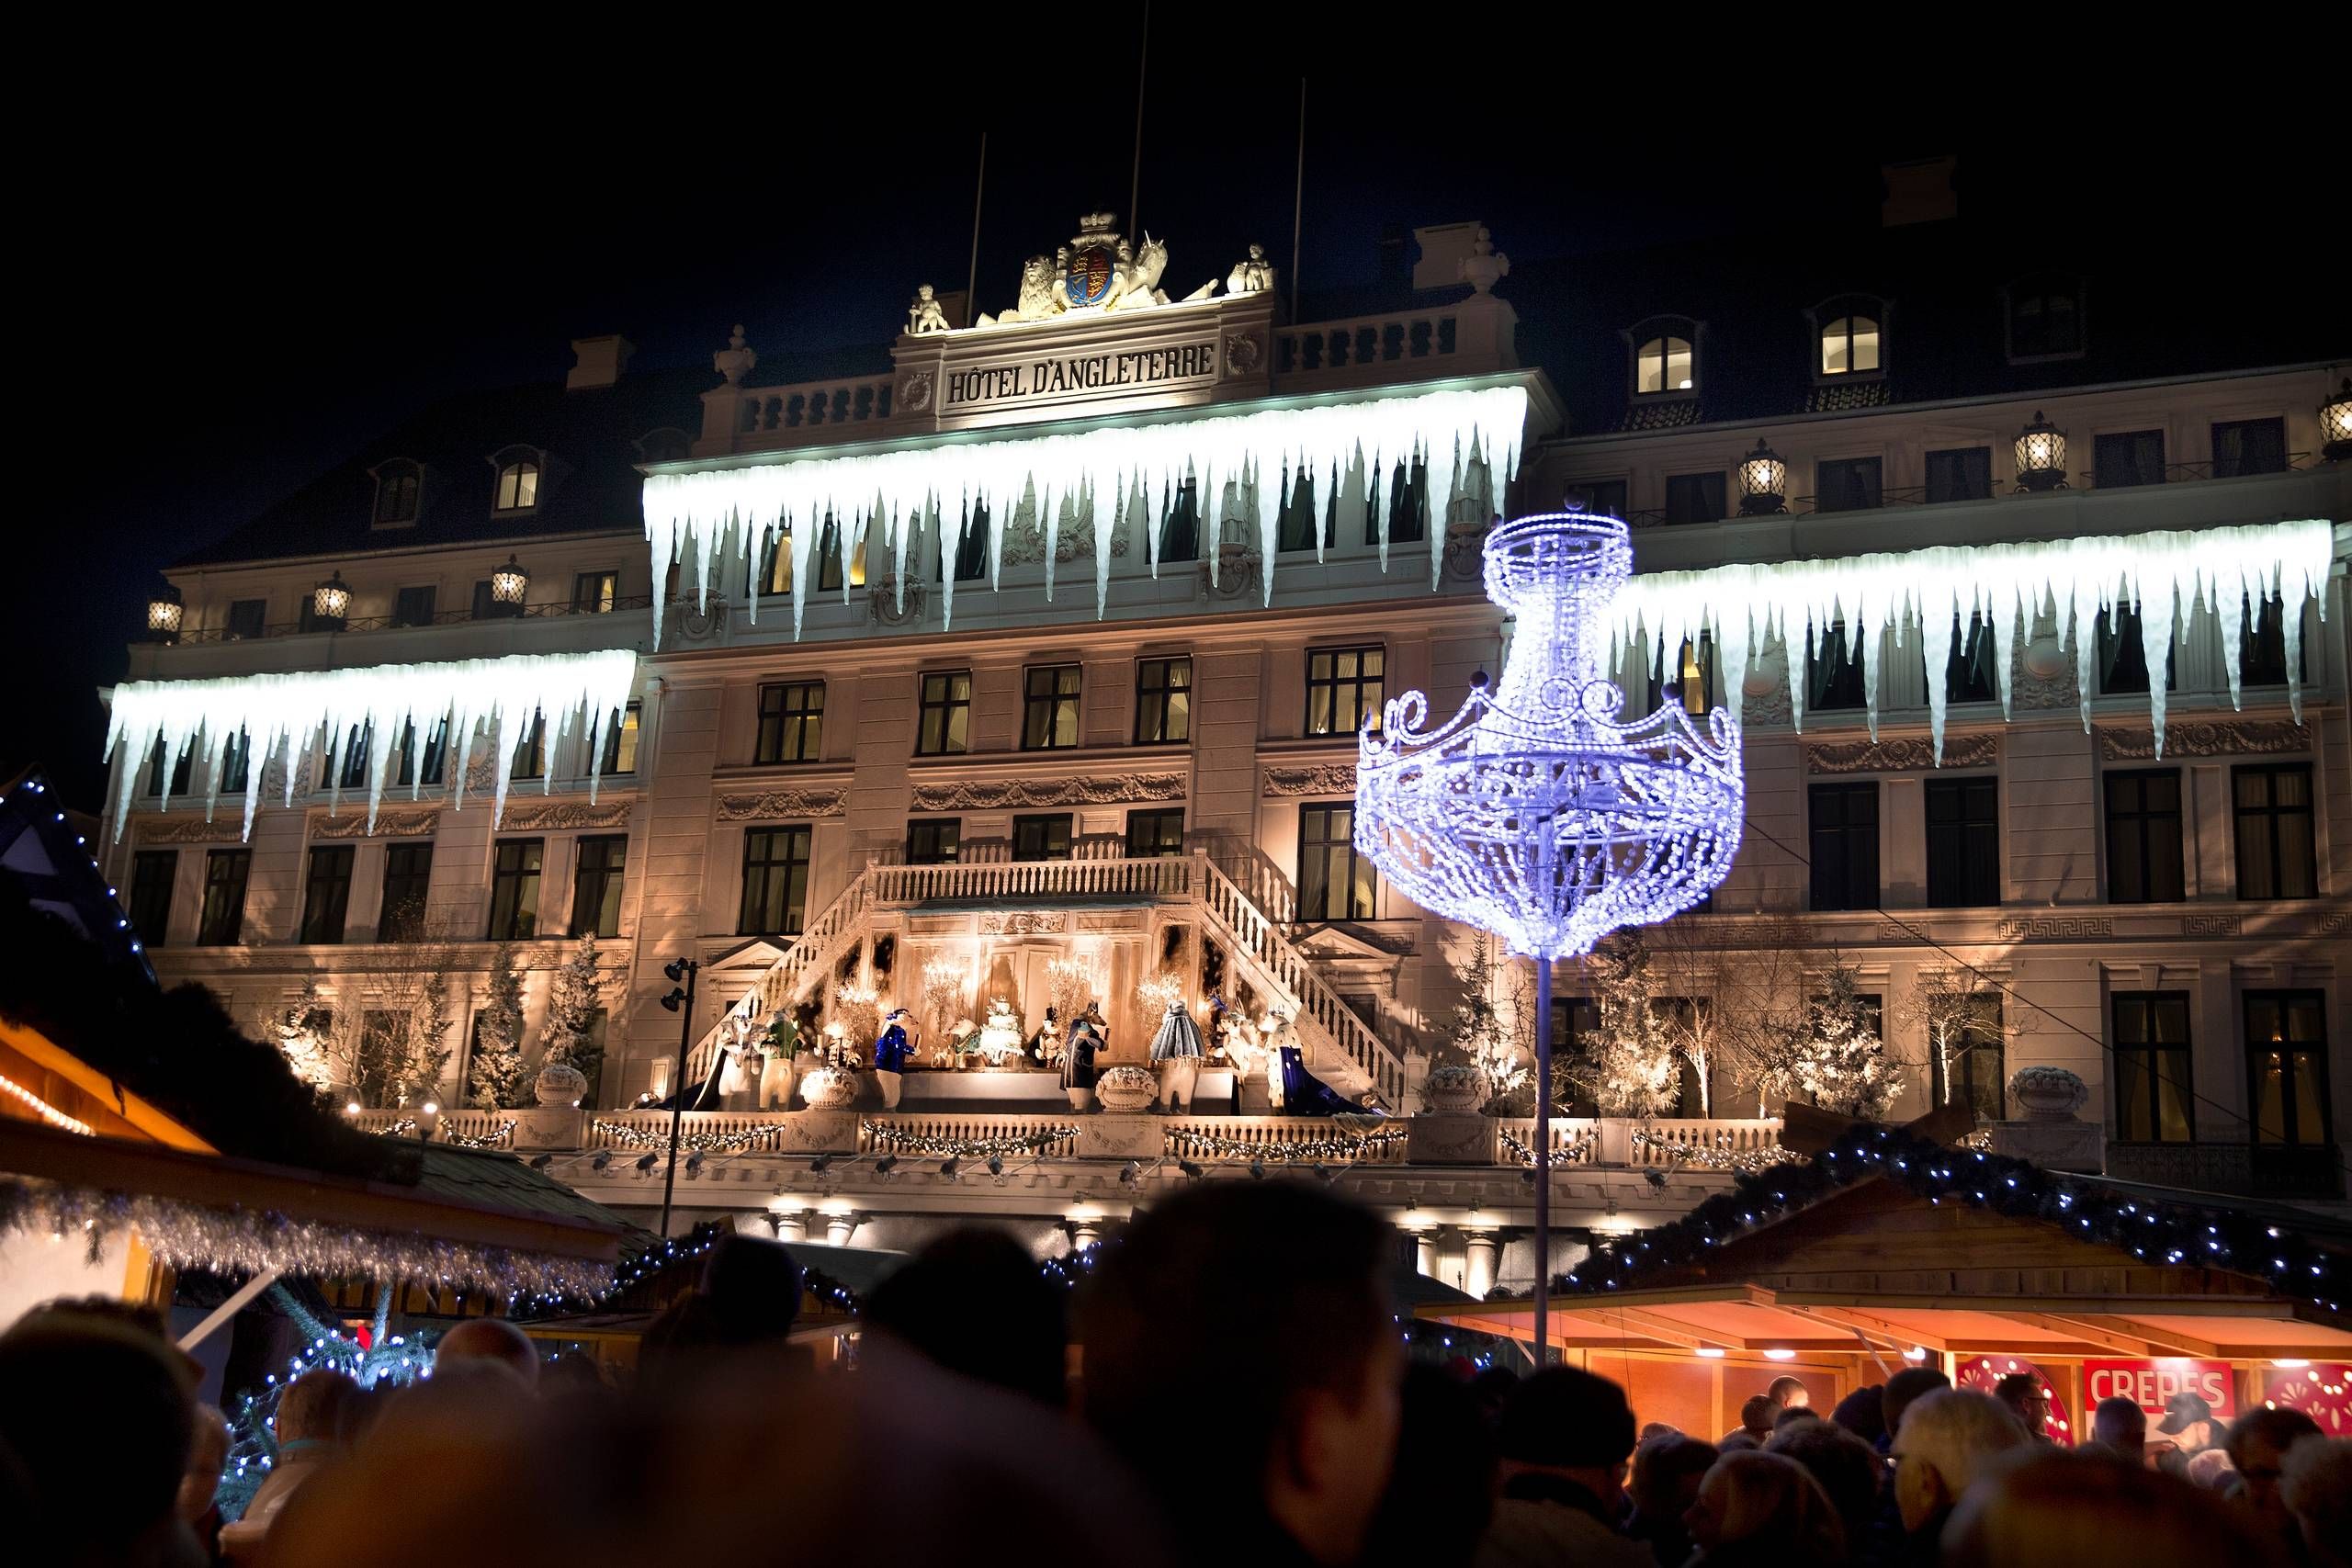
[1410,221,1485,291]
[1376,224,1409,298]
[1881,157,1958,227]
[566,334,637,390]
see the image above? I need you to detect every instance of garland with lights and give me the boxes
[1161,1124,1408,1164]
[590,1118,782,1155]
[219,1282,430,1519]
[373,1118,418,1138]
[1498,1125,1597,1168]
[443,1122,514,1150]
[856,1120,1079,1159]
[1628,1128,1801,1175]
[1555,1123,2346,1319]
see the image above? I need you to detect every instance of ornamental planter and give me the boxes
[799,1066,858,1110]
[2009,1066,2088,1121]
[1094,1066,1157,1114]
[1422,1066,1488,1114]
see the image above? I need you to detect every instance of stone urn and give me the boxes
[533,1061,589,1107]
[1422,1065,1488,1114]
[1094,1066,1157,1114]
[2009,1066,2088,1121]
[799,1066,858,1110]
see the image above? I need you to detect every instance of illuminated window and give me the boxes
[1298,803,1375,920]
[1648,636,1716,716]
[2245,991,2329,1148]
[1635,335,1694,394]
[601,702,641,775]
[2113,993,2192,1143]
[486,839,544,941]
[571,571,619,614]
[1819,313,1882,376]
[755,682,824,764]
[1135,658,1192,744]
[1022,666,1082,750]
[915,671,972,756]
[494,459,539,512]
[1306,646,1385,736]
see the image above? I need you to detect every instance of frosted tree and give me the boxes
[1571,933,1680,1118]
[540,936,609,1100]
[262,976,349,1096]
[466,944,533,1109]
[1794,954,1900,1120]
[347,917,468,1106]
[1650,919,1735,1115]
[1437,932,1527,1100]
[1902,966,2004,1112]
[1723,945,1816,1115]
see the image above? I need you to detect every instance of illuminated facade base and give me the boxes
[105,649,639,841]
[1608,518,2335,759]
[640,384,1530,641]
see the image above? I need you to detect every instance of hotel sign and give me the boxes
[943,343,1221,413]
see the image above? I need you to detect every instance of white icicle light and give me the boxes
[639,384,1529,641]
[1607,519,2334,761]
[105,649,639,841]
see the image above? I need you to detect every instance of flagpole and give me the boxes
[964,132,986,329]
[1289,77,1306,320]
[1128,3,1149,232]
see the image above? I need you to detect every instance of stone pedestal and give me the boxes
[1988,1117,2104,1173]
[1408,1112,1498,1166]
[512,1109,583,1151]
[1076,1114,1163,1160]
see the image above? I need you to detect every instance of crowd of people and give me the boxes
[3,1184,2346,1567]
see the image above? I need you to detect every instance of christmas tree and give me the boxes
[264,976,340,1095]
[466,944,533,1109]
[539,936,608,1100]
[1573,932,1681,1117]
[1794,954,1899,1119]
[1439,932,1526,1099]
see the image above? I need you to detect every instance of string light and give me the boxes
[0,1071,96,1135]
[1629,1128,1799,1174]
[1161,1124,1408,1164]
[856,1120,1079,1159]
[590,1118,780,1156]
[1498,1125,1596,1168]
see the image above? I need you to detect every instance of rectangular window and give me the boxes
[486,839,544,941]
[379,842,433,943]
[950,506,990,582]
[300,844,355,945]
[143,740,194,798]
[1297,803,1375,920]
[1808,783,1879,911]
[393,585,438,627]
[1663,472,1725,525]
[906,818,960,866]
[1126,807,1185,857]
[1806,624,1870,712]
[1135,657,1193,744]
[2211,417,2288,479]
[1931,995,2006,1121]
[127,851,175,948]
[1552,996,1604,1116]
[1566,478,1626,522]
[571,570,620,614]
[816,519,850,593]
[915,671,972,757]
[738,825,813,935]
[356,1011,404,1105]
[510,716,545,780]
[1924,776,1999,908]
[1924,446,1993,504]
[2094,429,2166,489]
[218,731,251,795]
[2096,606,2176,694]
[1814,457,1883,513]
[2112,993,2193,1143]
[1275,474,1336,553]
[2240,596,2301,688]
[226,599,267,640]
[754,682,825,765]
[758,535,794,596]
[1648,636,1716,716]
[1306,646,1385,737]
[1012,813,1073,861]
[1161,480,1200,563]
[1022,665,1082,750]
[569,834,628,938]
[324,724,371,790]
[2245,991,2329,1147]
[390,721,445,788]
[2233,763,2316,900]
[601,702,640,775]
[1942,615,1998,704]
[198,849,249,945]
[2103,769,2184,903]
[1383,461,1431,542]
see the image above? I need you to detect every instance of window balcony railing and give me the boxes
[2103,1139,2342,1200]
[171,595,654,644]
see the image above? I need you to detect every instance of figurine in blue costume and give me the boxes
[874,1007,919,1108]
[1062,1003,1105,1111]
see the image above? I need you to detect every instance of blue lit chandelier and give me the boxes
[1354,511,1744,1360]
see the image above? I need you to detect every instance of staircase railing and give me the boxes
[684,867,876,1085]
[1193,852,1410,1109]
[869,854,1194,904]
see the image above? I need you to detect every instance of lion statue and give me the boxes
[980,254,1067,327]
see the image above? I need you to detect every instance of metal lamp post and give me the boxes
[1355,512,1745,1366]
[657,956,700,1237]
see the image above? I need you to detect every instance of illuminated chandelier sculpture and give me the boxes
[1355,511,1744,1359]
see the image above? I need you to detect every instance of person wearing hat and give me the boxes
[2154,1391,2226,1476]
[874,1008,920,1108]
[1476,1366,1653,1568]
[1062,1003,1103,1111]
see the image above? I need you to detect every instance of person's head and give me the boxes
[1992,1372,2048,1435]
[1768,1374,1811,1410]
[434,1319,539,1390]
[1494,1367,1638,1505]
[1891,1388,2028,1532]
[1683,1450,1846,1558]
[1943,1447,2282,1567]
[867,1228,1066,1406]
[2158,1391,2223,1448]
[1829,1383,1886,1445]
[1082,1182,1398,1563]
[2279,1437,2351,1568]
[0,1310,198,1565]
[276,1367,361,1445]
[1464,1366,1518,1424]
[2091,1395,2148,1463]
[178,1403,230,1523]
[697,1232,805,1347]
[1738,1393,1776,1436]
[1774,1403,1822,1431]
[1629,1434,1718,1521]
[1767,1418,1885,1531]
[1363,1362,1497,1568]
[2226,1406,2324,1529]
[1881,1366,1951,1439]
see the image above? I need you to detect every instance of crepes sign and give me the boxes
[2082,1359,2237,1419]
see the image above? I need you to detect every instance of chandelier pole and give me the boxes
[1532,953,1551,1368]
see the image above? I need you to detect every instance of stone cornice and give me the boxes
[716,787,847,821]
[2097,719,2311,760]
[1805,733,1997,773]
[909,773,1186,810]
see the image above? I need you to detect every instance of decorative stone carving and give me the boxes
[868,578,928,626]
[906,284,951,335]
[464,752,497,791]
[1442,521,1488,583]
[976,214,1178,327]
[672,593,730,644]
[714,323,757,386]
[898,370,934,412]
[979,911,1067,935]
[1093,1065,1157,1113]
[1202,544,1260,601]
[1459,226,1510,294]
[2010,1065,2088,1120]
[311,808,440,839]
[2012,637,2078,711]
[1742,675,1793,728]
[1226,243,1274,297]
[2098,719,2308,760]
[1073,910,1148,932]
[1223,331,1263,376]
[2182,914,2243,937]
[1806,733,1997,773]
[137,816,243,845]
[717,788,846,821]
[534,1060,589,1106]
[910,773,1185,810]
[1996,916,2113,941]
[499,799,632,831]
[1262,763,1357,797]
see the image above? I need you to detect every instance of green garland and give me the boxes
[1162,1124,1408,1164]
[1498,1125,1598,1168]
[857,1120,1079,1158]
[1628,1128,1800,1174]
[589,1118,781,1155]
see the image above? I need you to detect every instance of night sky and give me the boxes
[14,30,2327,811]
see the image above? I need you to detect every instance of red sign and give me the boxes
[2082,1359,2237,1419]
[2261,1364,2352,1438]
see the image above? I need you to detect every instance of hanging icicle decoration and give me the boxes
[104,649,639,842]
[639,384,1529,640]
[1607,519,2334,761]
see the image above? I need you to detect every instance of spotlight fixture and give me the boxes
[1118,1160,1140,1184]
[635,1153,659,1172]
[590,1151,611,1171]
[344,1100,361,1115]
[1313,1163,1337,1183]
[986,1156,1004,1177]
[664,957,695,984]
[684,1151,706,1175]
[659,987,686,1013]
[420,1102,439,1117]
[1248,1158,1266,1180]
[874,1155,899,1176]
[1177,1159,1204,1179]
[809,1155,832,1174]
[529,1154,553,1169]
[938,1157,960,1179]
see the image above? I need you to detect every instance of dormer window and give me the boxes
[1814,297,1886,378]
[2006,274,2085,361]
[636,427,693,465]
[494,458,539,513]
[370,459,421,527]
[1626,317,1700,398]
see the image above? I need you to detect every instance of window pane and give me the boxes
[1637,339,1664,394]
[1850,318,1880,371]
[1666,338,1692,389]
[1822,318,1849,375]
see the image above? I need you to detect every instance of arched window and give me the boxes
[494,458,540,512]
[1636,335,1694,394]
[370,460,421,525]
[1819,312,1882,376]
[2007,276,2084,360]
